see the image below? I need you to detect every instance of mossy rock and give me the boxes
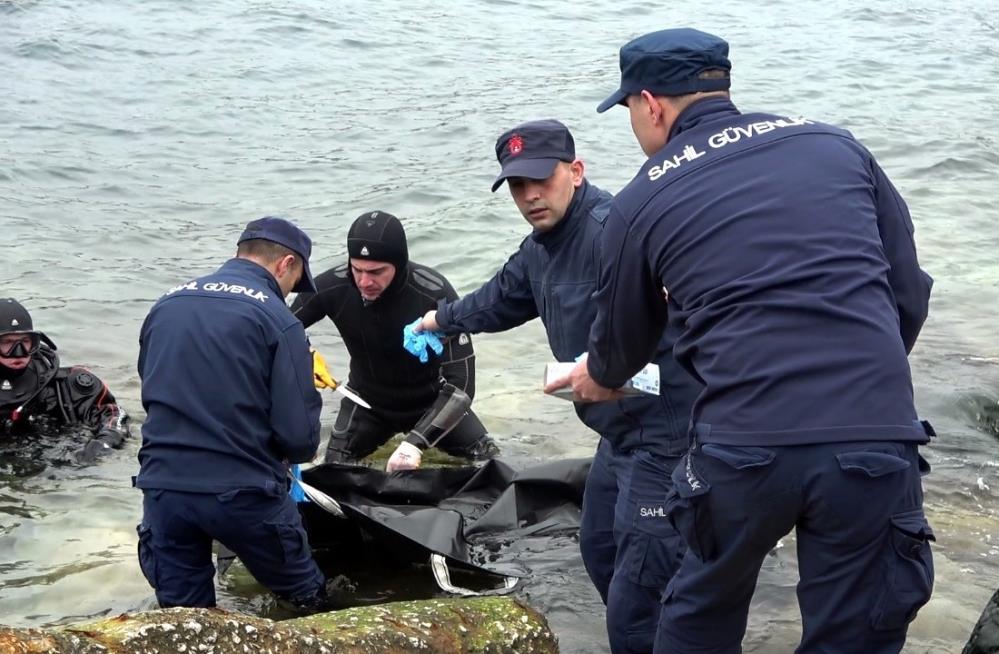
[0,596,557,654]
[367,435,477,468]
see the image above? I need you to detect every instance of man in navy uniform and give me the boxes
[415,119,700,653]
[549,28,935,654]
[136,216,327,610]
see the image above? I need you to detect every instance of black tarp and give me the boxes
[299,457,591,589]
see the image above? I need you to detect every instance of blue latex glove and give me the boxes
[289,464,309,503]
[403,318,445,363]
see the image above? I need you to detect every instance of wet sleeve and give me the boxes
[64,368,130,440]
[435,249,539,335]
[436,274,476,399]
[290,269,340,329]
[587,204,666,388]
[870,158,933,353]
[290,292,324,329]
[269,323,323,463]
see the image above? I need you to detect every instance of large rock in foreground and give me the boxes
[0,596,558,654]
[964,588,999,654]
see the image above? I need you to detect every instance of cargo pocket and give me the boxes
[136,523,158,589]
[870,509,935,632]
[628,498,684,588]
[836,450,910,478]
[265,504,311,565]
[626,451,685,587]
[665,453,715,561]
[700,443,776,470]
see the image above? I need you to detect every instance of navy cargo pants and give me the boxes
[138,485,325,608]
[655,439,934,654]
[581,437,686,653]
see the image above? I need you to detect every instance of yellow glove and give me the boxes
[310,348,338,389]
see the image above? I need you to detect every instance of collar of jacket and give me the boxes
[222,257,284,298]
[531,178,595,249]
[667,96,741,142]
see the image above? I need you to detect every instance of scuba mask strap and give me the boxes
[39,332,57,351]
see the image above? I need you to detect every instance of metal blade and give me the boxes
[335,384,372,409]
[296,477,346,518]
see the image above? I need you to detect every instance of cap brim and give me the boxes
[292,260,317,294]
[596,88,628,114]
[491,158,561,192]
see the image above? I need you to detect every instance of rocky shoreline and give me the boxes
[0,596,558,654]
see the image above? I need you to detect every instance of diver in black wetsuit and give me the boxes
[0,298,131,463]
[291,211,498,470]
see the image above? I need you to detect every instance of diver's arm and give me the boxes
[436,270,477,398]
[290,266,348,330]
[387,382,473,472]
[65,368,131,463]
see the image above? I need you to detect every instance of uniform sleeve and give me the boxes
[436,248,539,335]
[436,275,477,399]
[587,203,666,388]
[269,323,323,463]
[869,158,932,353]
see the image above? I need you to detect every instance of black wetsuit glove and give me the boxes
[73,428,124,463]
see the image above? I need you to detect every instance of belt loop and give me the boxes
[691,423,712,452]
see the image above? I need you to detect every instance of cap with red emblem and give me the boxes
[492,119,576,192]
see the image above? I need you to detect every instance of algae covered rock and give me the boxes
[0,627,108,654]
[288,596,557,652]
[0,596,558,654]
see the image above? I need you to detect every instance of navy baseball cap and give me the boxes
[597,28,731,113]
[492,119,576,192]
[237,216,317,293]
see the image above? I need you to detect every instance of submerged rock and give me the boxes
[964,588,999,654]
[957,394,999,439]
[978,399,999,438]
[0,596,558,654]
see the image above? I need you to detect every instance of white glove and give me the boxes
[386,441,422,472]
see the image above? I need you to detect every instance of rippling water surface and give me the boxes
[2,1,998,651]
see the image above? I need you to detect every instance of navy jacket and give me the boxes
[588,98,933,447]
[436,180,699,457]
[136,258,322,493]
